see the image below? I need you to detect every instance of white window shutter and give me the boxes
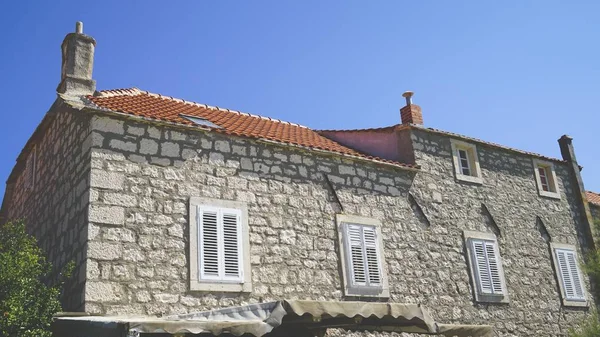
[221,209,243,281]
[485,241,504,295]
[471,239,493,294]
[556,248,585,301]
[345,224,367,286]
[363,226,382,286]
[199,208,219,280]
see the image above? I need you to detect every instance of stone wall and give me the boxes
[406,128,593,335]
[1,107,92,311]
[591,204,600,225]
[85,113,593,335]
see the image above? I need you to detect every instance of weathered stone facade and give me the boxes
[69,109,593,335]
[0,106,91,311]
[591,204,600,225]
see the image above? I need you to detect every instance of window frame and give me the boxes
[336,214,389,298]
[189,197,251,292]
[450,139,483,184]
[550,242,588,307]
[532,159,560,199]
[463,231,509,303]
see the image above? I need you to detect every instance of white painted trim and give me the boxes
[189,197,251,293]
[532,159,561,199]
[450,139,483,185]
[336,214,389,298]
[549,243,588,307]
[463,230,509,303]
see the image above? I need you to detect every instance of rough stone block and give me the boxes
[87,241,122,260]
[90,170,124,190]
[109,139,137,152]
[89,205,125,225]
[86,281,123,302]
[93,116,124,135]
[161,142,180,157]
[103,193,137,207]
[140,139,158,155]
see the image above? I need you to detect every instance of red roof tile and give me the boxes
[86,88,416,169]
[587,191,600,206]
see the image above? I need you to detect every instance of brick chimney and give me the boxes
[400,91,423,125]
[57,22,96,95]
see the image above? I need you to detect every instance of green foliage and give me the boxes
[570,310,600,337]
[0,220,72,337]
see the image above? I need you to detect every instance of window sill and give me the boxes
[562,299,588,308]
[475,294,509,304]
[456,174,483,185]
[190,280,252,293]
[344,286,389,298]
[538,190,561,200]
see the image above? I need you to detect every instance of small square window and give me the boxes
[533,159,560,199]
[463,231,509,303]
[550,243,587,307]
[336,214,389,298]
[450,139,483,184]
[189,197,251,292]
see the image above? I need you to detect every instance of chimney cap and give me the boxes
[402,91,414,98]
[76,21,83,34]
[402,91,414,106]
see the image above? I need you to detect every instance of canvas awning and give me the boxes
[53,300,493,337]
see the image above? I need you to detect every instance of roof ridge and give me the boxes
[97,88,143,97]
[98,87,309,130]
[318,125,399,133]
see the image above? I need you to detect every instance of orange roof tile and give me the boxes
[86,88,416,169]
[587,191,600,206]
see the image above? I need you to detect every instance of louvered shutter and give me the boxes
[555,248,585,301]
[221,210,243,281]
[198,206,243,282]
[199,207,220,280]
[345,224,367,286]
[470,239,505,296]
[344,223,382,288]
[485,241,504,294]
[471,240,493,294]
[363,226,382,286]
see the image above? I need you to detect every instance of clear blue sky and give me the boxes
[1,1,599,205]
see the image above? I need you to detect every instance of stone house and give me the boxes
[1,23,599,337]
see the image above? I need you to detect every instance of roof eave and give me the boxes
[81,104,419,172]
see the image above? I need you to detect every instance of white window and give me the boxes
[550,243,587,307]
[450,139,483,184]
[533,159,560,199]
[336,214,389,298]
[463,231,508,303]
[189,197,251,292]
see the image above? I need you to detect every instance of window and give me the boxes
[550,243,587,307]
[189,197,251,292]
[463,231,508,303]
[450,139,482,184]
[533,159,560,199]
[24,146,36,190]
[336,214,389,298]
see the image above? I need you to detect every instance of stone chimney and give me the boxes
[400,91,423,125]
[57,22,96,95]
[558,135,596,250]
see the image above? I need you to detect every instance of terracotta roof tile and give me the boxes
[86,88,416,169]
[587,191,600,206]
